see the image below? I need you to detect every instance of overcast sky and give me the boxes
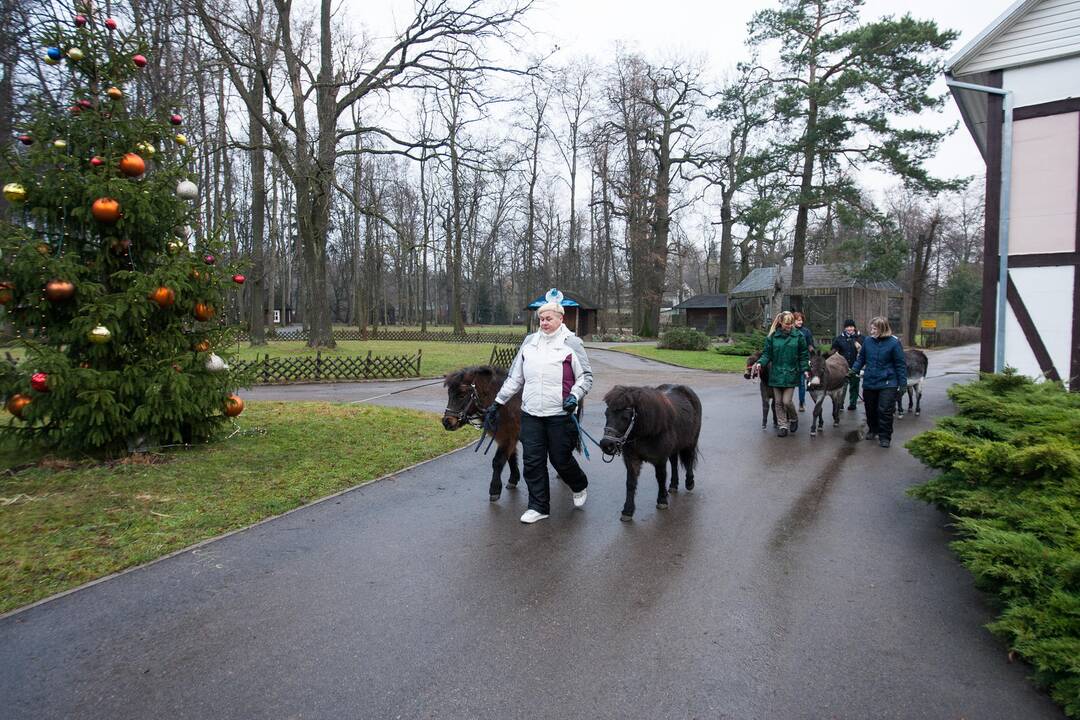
[349,0,1012,192]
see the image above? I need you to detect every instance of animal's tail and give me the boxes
[679,446,699,475]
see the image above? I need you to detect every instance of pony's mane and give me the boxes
[603,385,676,436]
[444,365,506,387]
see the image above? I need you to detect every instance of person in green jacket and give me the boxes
[753,310,810,437]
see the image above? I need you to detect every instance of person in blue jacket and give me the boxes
[850,316,907,448]
[793,312,815,411]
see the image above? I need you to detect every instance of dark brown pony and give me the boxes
[599,384,702,521]
[744,351,777,429]
[442,366,521,501]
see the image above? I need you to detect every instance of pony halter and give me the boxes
[601,408,637,461]
[444,383,484,428]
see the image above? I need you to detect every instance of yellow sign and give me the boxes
[920,319,938,330]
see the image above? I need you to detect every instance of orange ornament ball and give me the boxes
[44,279,75,302]
[193,302,215,322]
[193,339,211,353]
[224,394,244,417]
[91,197,121,223]
[149,286,175,308]
[0,282,14,305]
[6,393,31,420]
[119,153,145,177]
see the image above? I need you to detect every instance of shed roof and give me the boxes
[524,289,597,310]
[672,294,728,310]
[729,264,902,297]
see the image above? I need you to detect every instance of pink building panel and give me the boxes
[1008,112,1079,255]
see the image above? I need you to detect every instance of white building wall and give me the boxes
[1004,266,1076,380]
[965,0,1080,74]
[1009,113,1079,254]
[1003,54,1080,106]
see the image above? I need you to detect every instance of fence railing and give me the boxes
[488,345,518,370]
[238,350,422,384]
[237,328,527,344]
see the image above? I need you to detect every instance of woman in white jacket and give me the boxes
[488,290,593,524]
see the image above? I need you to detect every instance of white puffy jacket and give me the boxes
[495,324,593,417]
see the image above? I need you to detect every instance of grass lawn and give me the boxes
[0,401,477,614]
[609,345,749,373]
[330,323,526,335]
[229,340,516,378]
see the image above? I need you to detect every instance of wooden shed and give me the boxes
[524,290,599,337]
[672,294,728,335]
[945,0,1080,388]
[729,264,904,339]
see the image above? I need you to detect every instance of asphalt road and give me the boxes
[0,344,1064,719]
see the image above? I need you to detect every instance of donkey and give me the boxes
[599,384,702,522]
[806,349,850,436]
[442,366,521,501]
[744,351,778,429]
[896,349,929,418]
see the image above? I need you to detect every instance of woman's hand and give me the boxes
[563,394,578,415]
[482,404,499,432]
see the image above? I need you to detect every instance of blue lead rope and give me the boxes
[569,412,604,461]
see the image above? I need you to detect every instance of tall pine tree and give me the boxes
[0,7,245,455]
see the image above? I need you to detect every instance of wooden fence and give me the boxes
[488,345,518,371]
[237,350,422,384]
[237,328,527,344]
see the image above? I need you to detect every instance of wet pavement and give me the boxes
[0,344,1064,719]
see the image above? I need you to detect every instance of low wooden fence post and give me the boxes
[416,349,422,376]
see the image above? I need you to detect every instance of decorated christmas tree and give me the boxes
[0,8,247,455]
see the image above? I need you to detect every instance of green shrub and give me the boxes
[908,371,1080,716]
[657,326,710,351]
[715,330,767,356]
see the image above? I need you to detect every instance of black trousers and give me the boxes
[863,387,898,442]
[519,412,588,514]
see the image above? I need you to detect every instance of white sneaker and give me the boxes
[520,509,549,524]
[572,489,587,508]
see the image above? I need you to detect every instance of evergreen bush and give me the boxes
[907,372,1080,716]
[0,15,245,455]
[715,330,766,356]
[657,326,710,351]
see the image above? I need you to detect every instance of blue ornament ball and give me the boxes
[46,47,62,60]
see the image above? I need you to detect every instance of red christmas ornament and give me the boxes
[105,17,118,30]
[149,286,175,308]
[90,156,103,167]
[132,54,147,68]
[75,14,87,27]
[0,282,14,305]
[169,113,182,126]
[69,105,82,115]
[18,134,32,145]
[30,372,49,393]
[203,254,216,265]
[232,274,246,285]
[78,99,92,109]
[193,302,215,322]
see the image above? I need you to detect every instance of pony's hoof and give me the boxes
[506,482,518,489]
[489,494,500,502]
[915,411,921,416]
[656,502,668,509]
[833,422,840,427]
[620,513,633,522]
[669,486,679,493]
[810,431,817,437]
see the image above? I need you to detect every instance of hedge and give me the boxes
[907,371,1080,716]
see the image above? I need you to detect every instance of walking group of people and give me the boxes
[486,289,909,525]
[752,311,907,447]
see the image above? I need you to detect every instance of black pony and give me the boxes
[442,366,521,501]
[599,384,702,522]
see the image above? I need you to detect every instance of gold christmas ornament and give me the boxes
[3,183,27,202]
[136,141,156,157]
[53,139,67,150]
[67,47,85,61]
[107,86,123,100]
[167,239,185,254]
[88,325,112,344]
[175,133,188,146]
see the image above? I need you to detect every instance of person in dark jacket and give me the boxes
[831,319,862,411]
[753,311,809,437]
[850,316,906,448]
[793,312,815,411]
